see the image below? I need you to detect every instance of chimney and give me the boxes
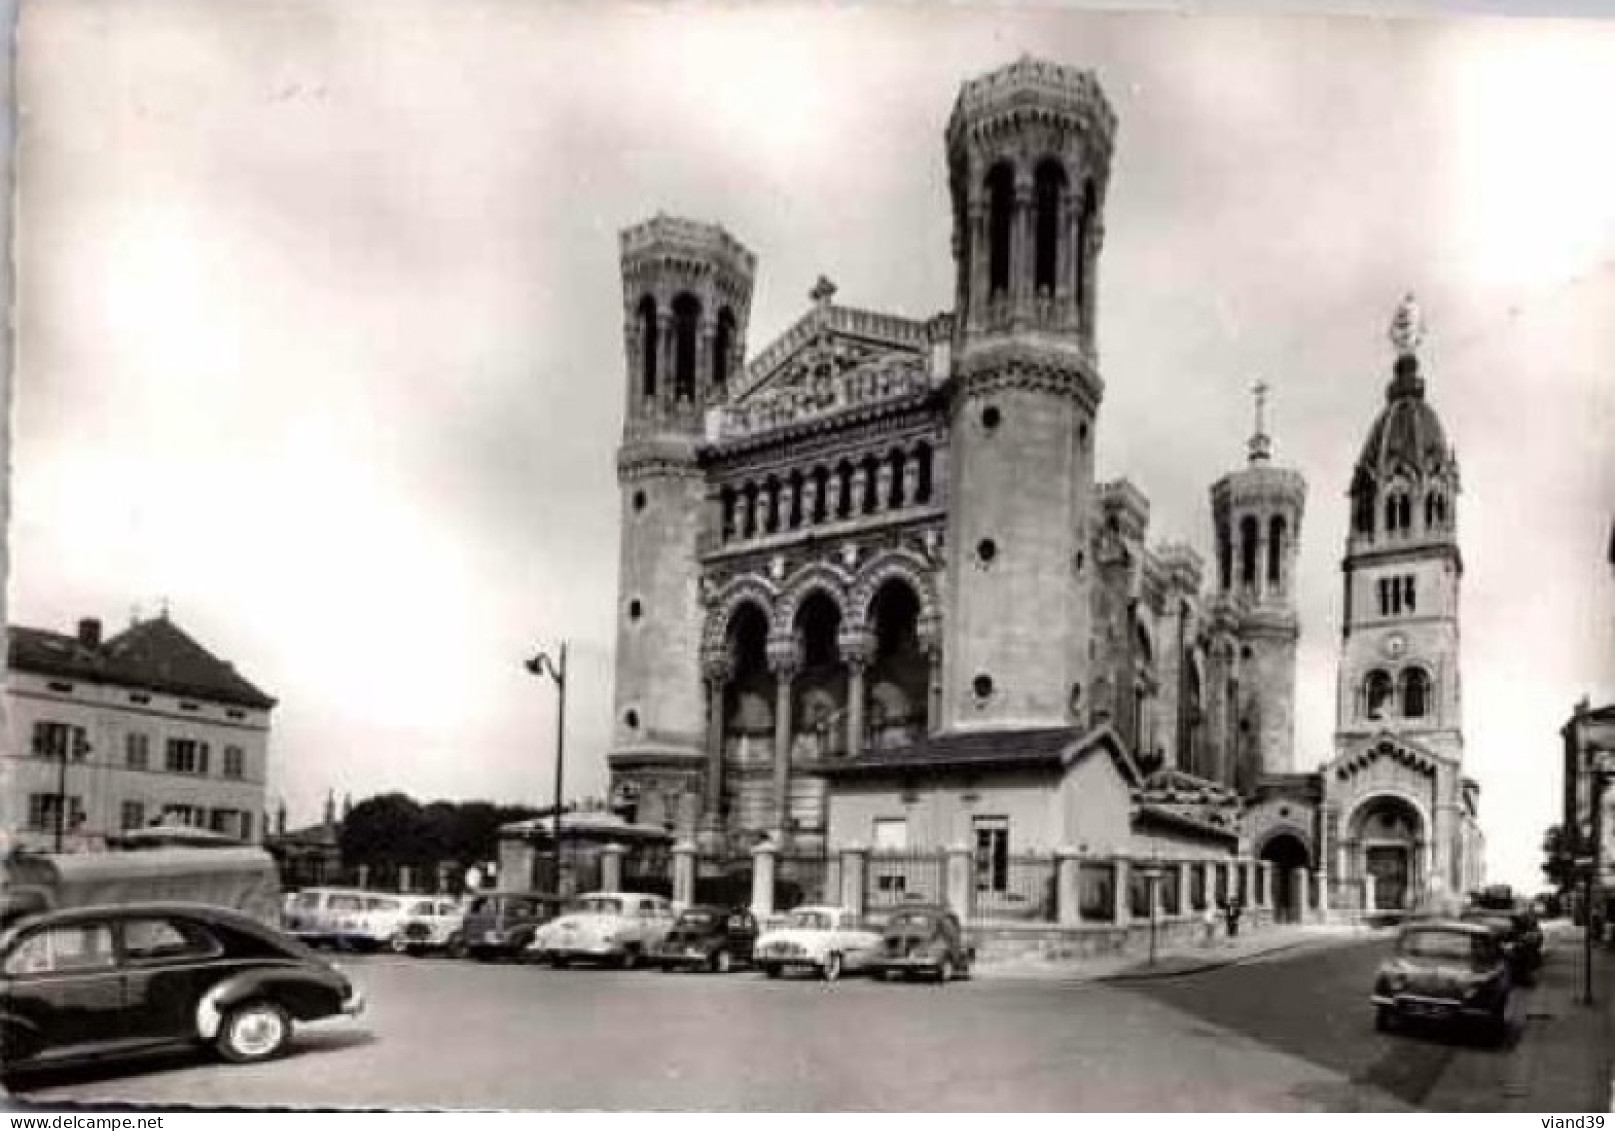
[77,618,102,649]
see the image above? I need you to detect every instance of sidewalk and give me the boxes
[977,920,1376,982]
[1475,921,1615,1113]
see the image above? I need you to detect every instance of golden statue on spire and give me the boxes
[1389,292,1424,357]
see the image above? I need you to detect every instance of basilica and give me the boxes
[602,57,1484,918]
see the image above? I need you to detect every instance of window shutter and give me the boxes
[198,743,210,775]
[31,723,44,756]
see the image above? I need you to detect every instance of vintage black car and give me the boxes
[868,905,974,983]
[656,906,758,973]
[1461,905,1543,983]
[454,891,566,961]
[0,901,364,1076]
[1371,919,1511,1041]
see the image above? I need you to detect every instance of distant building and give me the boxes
[4,613,276,851]
[1563,700,1615,883]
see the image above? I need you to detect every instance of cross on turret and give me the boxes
[1247,377,1272,465]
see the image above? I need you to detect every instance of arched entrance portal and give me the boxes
[1258,832,1311,923]
[1347,794,1426,912]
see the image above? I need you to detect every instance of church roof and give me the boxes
[8,616,276,710]
[1354,356,1453,480]
[815,726,1081,777]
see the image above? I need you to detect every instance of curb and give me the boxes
[1096,939,1313,983]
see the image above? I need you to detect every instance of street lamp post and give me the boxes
[525,643,568,892]
[1583,748,1614,1006]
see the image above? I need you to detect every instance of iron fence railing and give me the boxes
[974,854,1056,922]
[864,850,945,913]
[1079,860,1115,921]
[775,852,830,911]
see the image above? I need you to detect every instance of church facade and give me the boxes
[600,57,1483,917]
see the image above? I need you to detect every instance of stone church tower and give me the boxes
[1325,295,1475,909]
[1208,384,1307,791]
[939,60,1114,731]
[609,217,756,834]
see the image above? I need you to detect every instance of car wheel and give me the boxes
[710,948,732,974]
[620,947,640,971]
[217,1000,292,1064]
[1374,1005,1396,1033]
[938,956,956,984]
[389,933,412,955]
[823,952,843,982]
[764,964,781,979]
[446,935,468,960]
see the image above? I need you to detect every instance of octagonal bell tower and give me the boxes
[609,216,755,836]
[941,58,1116,731]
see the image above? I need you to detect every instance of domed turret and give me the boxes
[1347,295,1459,546]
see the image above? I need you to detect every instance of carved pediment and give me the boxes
[1332,734,1439,782]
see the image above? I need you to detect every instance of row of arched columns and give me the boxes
[717,443,938,544]
[961,158,1099,335]
[698,558,941,839]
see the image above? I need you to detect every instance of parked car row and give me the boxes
[1369,893,1545,1044]
[279,886,976,983]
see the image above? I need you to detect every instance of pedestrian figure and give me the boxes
[1224,896,1243,941]
[1201,902,1218,948]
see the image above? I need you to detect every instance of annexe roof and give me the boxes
[8,616,276,710]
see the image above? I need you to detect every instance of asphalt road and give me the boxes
[7,934,1582,1111]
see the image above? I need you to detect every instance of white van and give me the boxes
[283,887,370,946]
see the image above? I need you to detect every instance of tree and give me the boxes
[1541,824,1576,892]
[339,793,430,873]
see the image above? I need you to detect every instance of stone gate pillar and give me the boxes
[1056,846,1083,926]
[672,841,697,907]
[949,844,976,922]
[600,843,624,893]
[751,840,778,918]
[1113,857,1132,927]
[840,845,868,916]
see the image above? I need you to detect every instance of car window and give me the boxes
[122,918,220,963]
[365,897,402,913]
[786,909,832,930]
[679,910,716,928]
[406,900,436,916]
[5,923,117,976]
[328,895,364,912]
[292,892,323,909]
[576,896,624,916]
[1400,930,1488,962]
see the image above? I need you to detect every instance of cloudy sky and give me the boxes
[12,0,1615,889]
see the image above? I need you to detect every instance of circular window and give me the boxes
[624,709,640,730]
[981,405,1002,431]
[976,538,997,565]
[972,673,995,700]
[628,599,643,622]
[632,489,647,512]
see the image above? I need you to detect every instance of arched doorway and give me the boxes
[867,579,928,751]
[1258,832,1311,923]
[1347,794,1426,912]
[721,603,775,837]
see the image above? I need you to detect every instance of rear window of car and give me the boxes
[122,917,221,962]
[887,912,938,930]
[1400,930,1488,961]
[575,896,624,916]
